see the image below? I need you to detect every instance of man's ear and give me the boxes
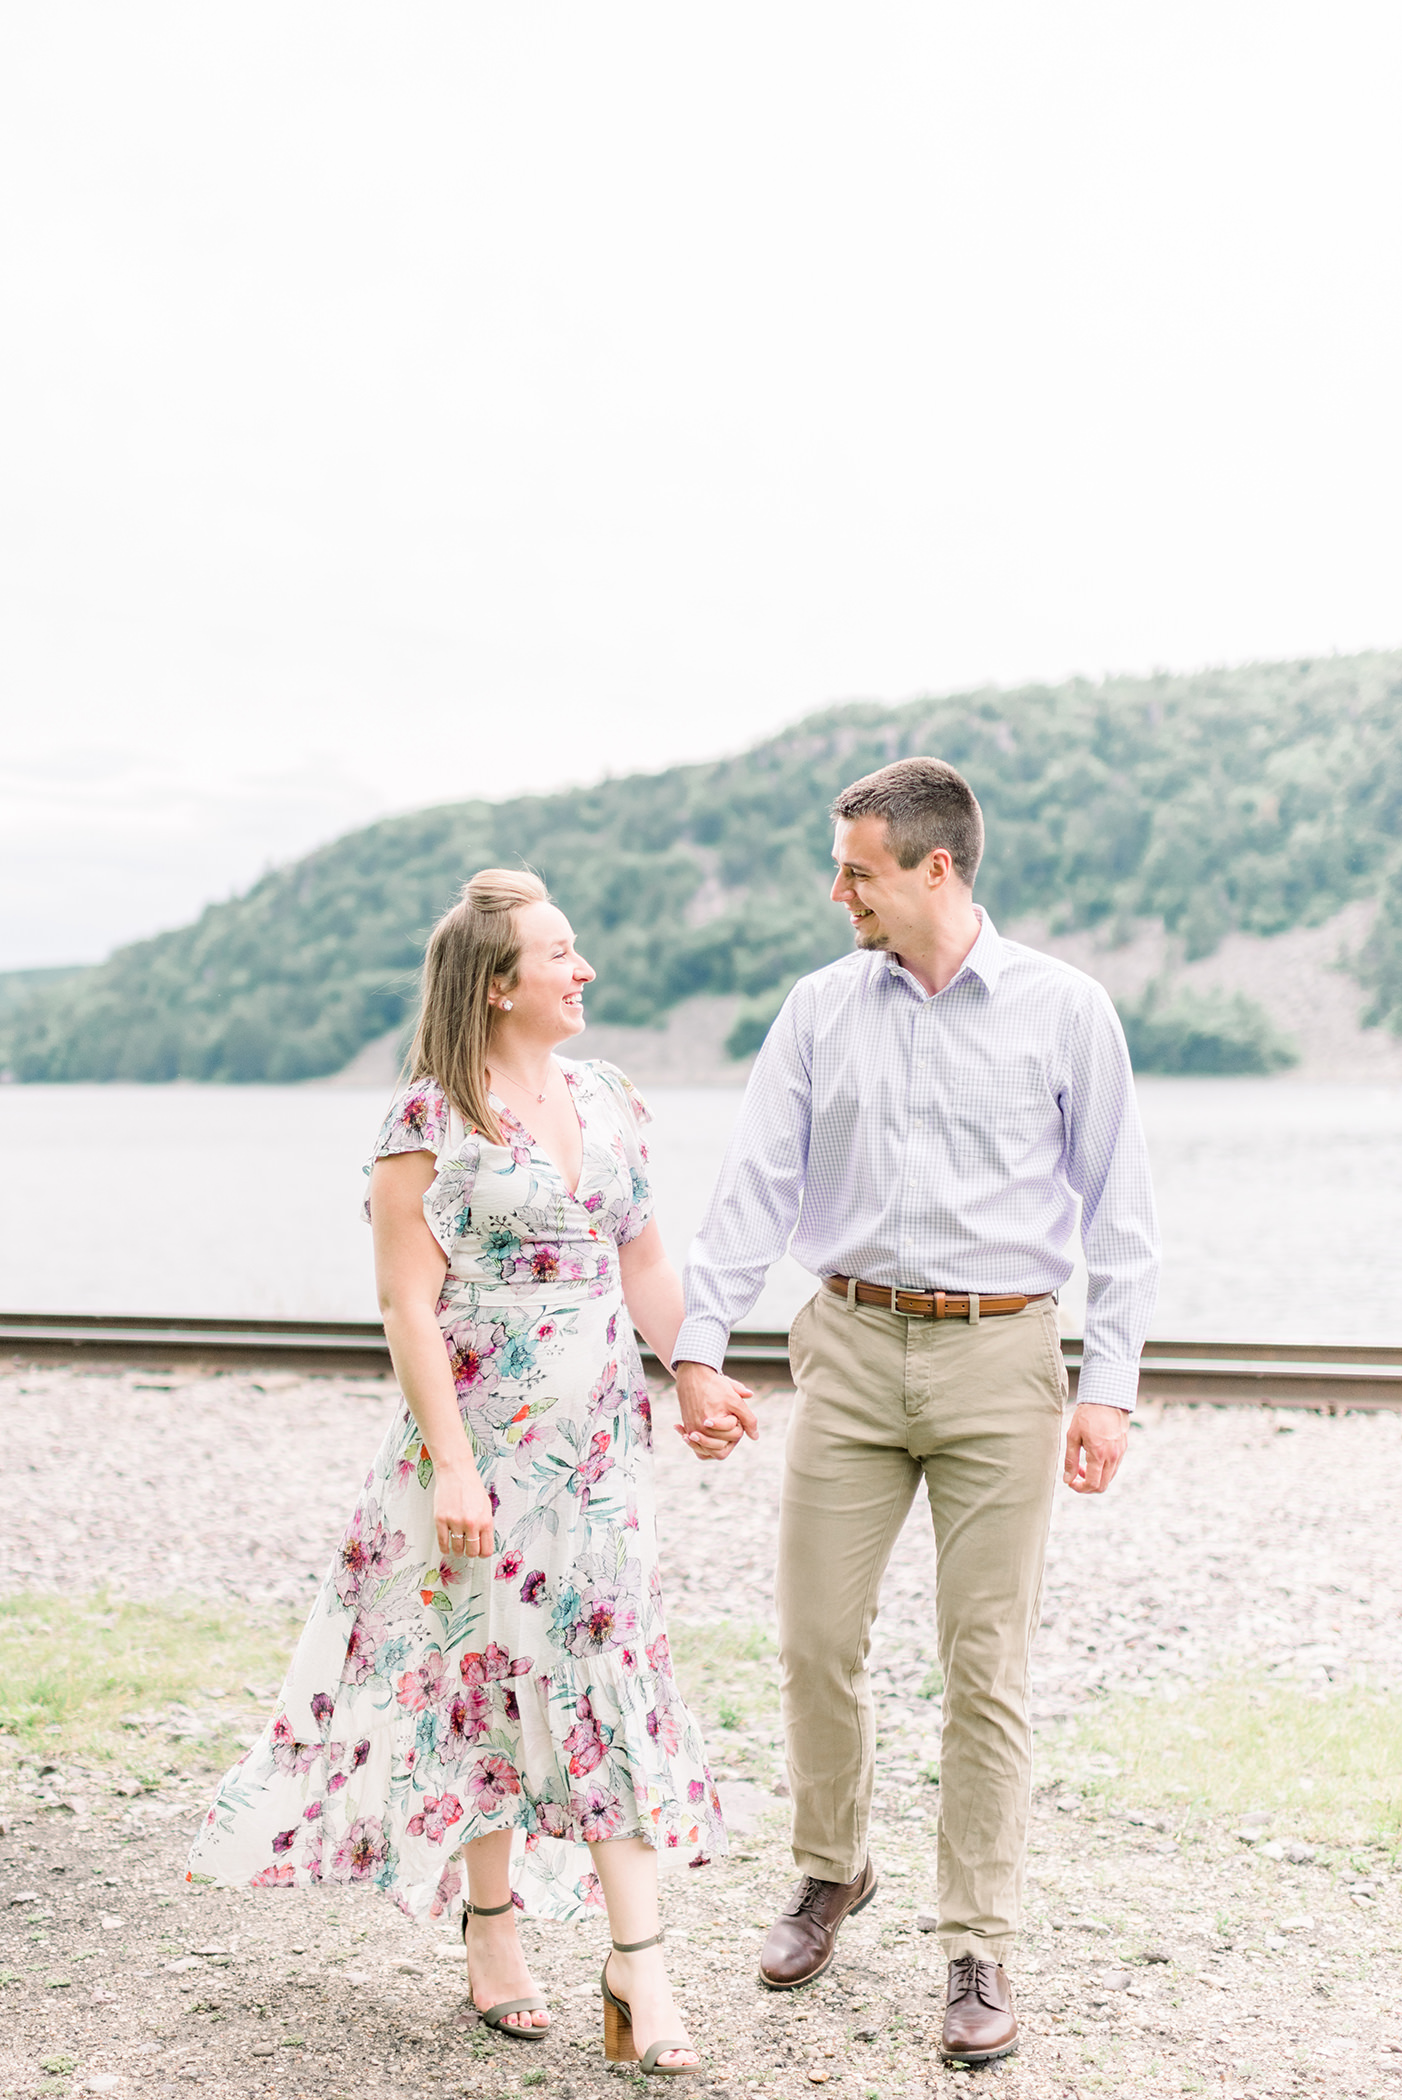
[925,848,955,889]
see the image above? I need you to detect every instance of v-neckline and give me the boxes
[489,1071,588,1203]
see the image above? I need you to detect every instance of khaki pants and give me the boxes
[777,1286,1067,1964]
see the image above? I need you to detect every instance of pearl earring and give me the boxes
[501,999,513,1011]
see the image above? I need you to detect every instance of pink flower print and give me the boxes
[334,1501,407,1608]
[440,1686,492,1755]
[251,1863,296,1889]
[536,1320,557,1341]
[566,1580,636,1657]
[495,1551,523,1582]
[579,1870,607,1914]
[304,1801,323,1821]
[341,1612,386,1686]
[563,1696,607,1777]
[429,1857,463,1922]
[398,1088,440,1143]
[473,1641,530,1682]
[572,1786,626,1841]
[272,1827,298,1854]
[310,1691,335,1731]
[328,1772,348,1793]
[646,1633,671,1672]
[687,1779,705,1805]
[646,1708,681,1756]
[445,1320,504,1398]
[465,1753,521,1813]
[405,1792,464,1844]
[351,1739,370,1770]
[582,1191,603,1214]
[268,1713,319,1778]
[327,1741,344,1764]
[621,1647,637,1671]
[569,1429,614,1508]
[395,1649,451,1714]
[502,1685,520,1723]
[606,1313,618,1346]
[537,1799,572,1838]
[331,1816,391,1881]
[520,1570,546,1606]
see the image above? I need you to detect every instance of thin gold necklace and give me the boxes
[491,1061,552,1105]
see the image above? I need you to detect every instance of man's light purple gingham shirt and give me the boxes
[674,909,1160,1411]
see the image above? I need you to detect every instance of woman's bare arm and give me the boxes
[369,1151,495,1558]
[617,1220,756,1456]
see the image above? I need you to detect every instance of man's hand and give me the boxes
[1062,1402,1131,1494]
[674,1361,759,1461]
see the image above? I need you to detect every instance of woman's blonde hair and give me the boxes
[407,867,551,1142]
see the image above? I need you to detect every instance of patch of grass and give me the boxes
[1038,1677,1402,1843]
[0,1591,300,1772]
[671,1620,779,1737]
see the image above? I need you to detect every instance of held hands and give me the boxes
[673,1361,759,1462]
[1062,1401,1131,1495]
[433,1458,496,1559]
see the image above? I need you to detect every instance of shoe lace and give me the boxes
[948,1953,981,1998]
[792,1877,825,1914]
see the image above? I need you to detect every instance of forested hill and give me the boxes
[6,650,1402,1083]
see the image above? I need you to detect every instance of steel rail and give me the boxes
[3,1310,1401,1410]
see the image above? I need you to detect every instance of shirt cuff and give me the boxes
[1075,1354,1141,1413]
[671,1314,729,1373]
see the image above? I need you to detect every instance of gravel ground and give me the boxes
[3,1363,1402,2099]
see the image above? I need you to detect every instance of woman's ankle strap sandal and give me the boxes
[480,1995,550,2040]
[461,1898,550,2042]
[601,1935,699,2077]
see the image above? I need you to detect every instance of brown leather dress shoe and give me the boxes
[757,1860,878,1989]
[941,1955,1018,2063]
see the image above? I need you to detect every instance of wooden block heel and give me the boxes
[602,1990,639,2063]
[599,1930,700,2078]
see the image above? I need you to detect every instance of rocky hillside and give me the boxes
[5,651,1402,1082]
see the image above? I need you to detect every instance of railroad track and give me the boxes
[3,1311,1402,1410]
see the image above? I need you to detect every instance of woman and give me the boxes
[188,869,754,2076]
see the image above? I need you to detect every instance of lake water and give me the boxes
[3,1079,1402,1345]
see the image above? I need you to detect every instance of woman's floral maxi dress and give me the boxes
[187,1059,725,1926]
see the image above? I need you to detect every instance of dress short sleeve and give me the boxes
[362,1078,479,1256]
[592,1061,654,1245]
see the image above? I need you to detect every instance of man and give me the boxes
[671,757,1159,2066]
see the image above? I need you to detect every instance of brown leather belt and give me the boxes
[823,1274,1052,1321]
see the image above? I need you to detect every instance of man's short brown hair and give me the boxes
[830,757,984,886]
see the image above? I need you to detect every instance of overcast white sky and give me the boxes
[2,2,1400,968]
